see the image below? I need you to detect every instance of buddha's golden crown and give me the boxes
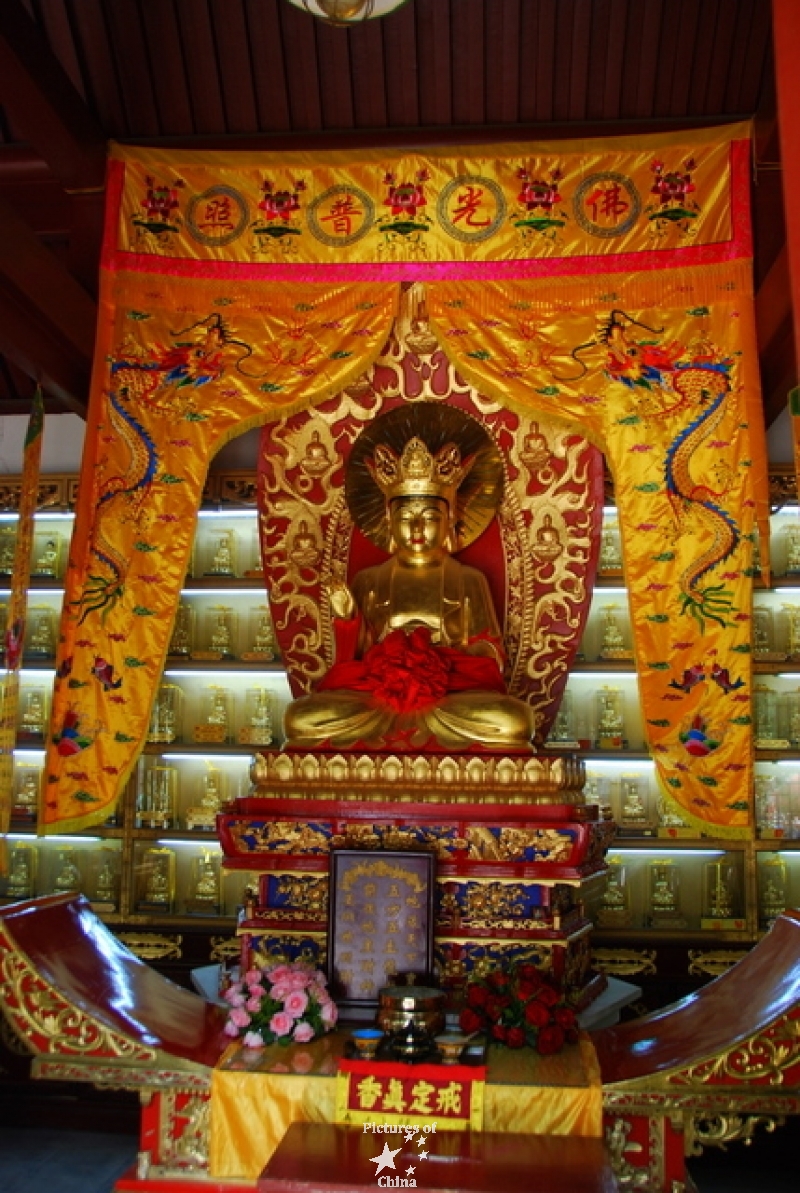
[368,437,471,505]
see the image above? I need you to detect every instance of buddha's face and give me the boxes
[389,497,450,560]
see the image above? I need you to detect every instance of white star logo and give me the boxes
[406,1165,416,1176]
[370,1141,402,1175]
[418,1148,429,1160]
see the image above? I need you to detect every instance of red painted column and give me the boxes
[772,0,800,378]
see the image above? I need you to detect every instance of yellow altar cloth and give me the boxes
[209,1032,602,1181]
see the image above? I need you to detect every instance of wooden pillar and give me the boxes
[772,0,800,381]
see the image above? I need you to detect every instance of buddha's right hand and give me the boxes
[328,576,357,620]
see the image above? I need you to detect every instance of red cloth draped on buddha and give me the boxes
[316,623,506,714]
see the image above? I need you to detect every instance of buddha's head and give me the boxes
[368,436,472,555]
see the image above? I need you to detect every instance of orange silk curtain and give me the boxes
[429,266,766,835]
[41,126,766,837]
[42,277,398,833]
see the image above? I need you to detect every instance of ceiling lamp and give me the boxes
[286,0,408,26]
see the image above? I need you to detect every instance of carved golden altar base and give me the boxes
[219,749,611,1010]
[247,747,586,804]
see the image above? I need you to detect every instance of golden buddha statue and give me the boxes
[208,531,235,576]
[0,529,16,574]
[284,424,534,752]
[33,536,60,578]
[7,846,34,900]
[252,608,276,658]
[210,607,234,655]
[95,857,117,906]
[20,690,46,735]
[53,850,81,893]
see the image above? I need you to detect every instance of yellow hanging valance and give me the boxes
[41,125,767,839]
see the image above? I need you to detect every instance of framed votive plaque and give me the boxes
[327,849,435,1018]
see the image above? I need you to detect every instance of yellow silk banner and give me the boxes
[429,266,766,835]
[113,128,743,270]
[42,279,397,833]
[42,125,765,836]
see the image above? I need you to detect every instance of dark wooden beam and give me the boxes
[0,192,94,416]
[0,0,107,191]
[0,279,90,416]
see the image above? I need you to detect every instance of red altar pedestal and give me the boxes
[256,1123,619,1193]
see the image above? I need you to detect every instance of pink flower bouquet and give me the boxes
[222,961,338,1049]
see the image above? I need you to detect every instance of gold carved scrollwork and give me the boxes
[0,476,71,512]
[687,949,747,979]
[685,1112,784,1156]
[275,874,329,916]
[593,949,658,978]
[250,936,326,971]
[0,948,156,1062]
[604,1116,651,1190]
[115,933,183,962]
[158,1089,211,1173]
[209,936,241,963]
[670,1012,800,1088]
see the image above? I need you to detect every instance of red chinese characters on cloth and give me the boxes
[316,624,506,714]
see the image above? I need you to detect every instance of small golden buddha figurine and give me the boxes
[209,608,234,656]
[207,688,229,728]
[620,778,649,826]
[0,528,16,574]
[786,527,800,575]
[13,769,40,819]
[168,603,193,657]
[95,857,117,907]
[26,610,55,657]
[20,690,46,736]
[143,853,172,908]
[191,852,220,906]
[596,689,625,744]
[598,605,632,661]
[53,850,81,894]
[252,609,276,658]
[648,860,685,925]
[651,876,677,911]
[33,537,59,577]
[785,605,800,659]
[208,531,235,576]
[601,873,626,909]
[284,418,534,752]
[186,764,226,831]
[598,523,622,573]
[705,861,734,919]
[6,846,34,900]
[238,688,274,747]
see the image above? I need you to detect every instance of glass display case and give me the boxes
[9,468,800,987]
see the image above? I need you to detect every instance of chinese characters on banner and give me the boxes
[336,1059,485,1131]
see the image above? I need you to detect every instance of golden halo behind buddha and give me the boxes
[346,404,505,551]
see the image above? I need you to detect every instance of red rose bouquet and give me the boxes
[458,964,579,1055]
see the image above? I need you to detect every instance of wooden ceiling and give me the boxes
[0,0,791,424]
